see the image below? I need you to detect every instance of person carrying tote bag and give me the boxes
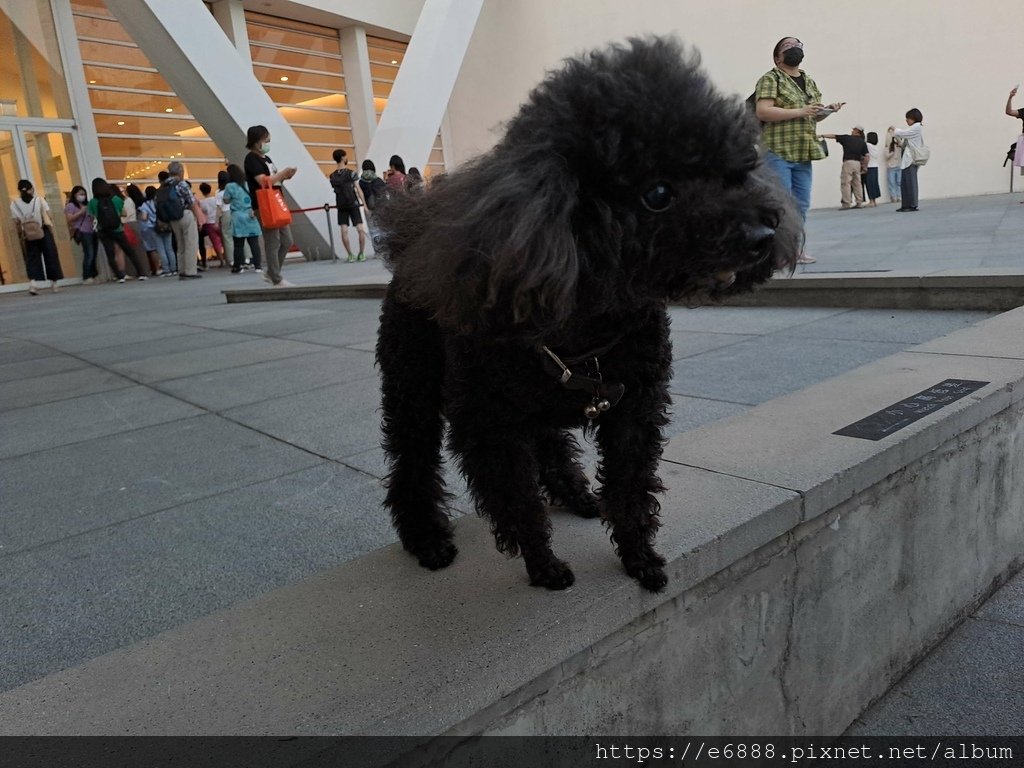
[243,124,297,287]
[9,179,63,295]
[891,108,926,212]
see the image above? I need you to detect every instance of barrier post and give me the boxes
[324,203,338,262]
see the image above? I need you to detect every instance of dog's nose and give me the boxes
[743,223,775,256]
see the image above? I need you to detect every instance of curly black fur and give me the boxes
[375,37,801,592]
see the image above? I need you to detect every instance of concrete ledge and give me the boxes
[224,272,1024,311]
[723,272,1024,311]
[3,309,1024,745]
[223,283,387,303]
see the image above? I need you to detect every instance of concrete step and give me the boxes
[222,271,1024,311]
[725,271,1024,311]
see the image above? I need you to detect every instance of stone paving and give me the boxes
[1,192,1022,733]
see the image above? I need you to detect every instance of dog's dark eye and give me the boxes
[641,182,675,213]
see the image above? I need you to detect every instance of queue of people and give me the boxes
[13,121,425,294]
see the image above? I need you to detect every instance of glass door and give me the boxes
[0,122,84,286]
[23,130,81,279]
[0,128,25,285]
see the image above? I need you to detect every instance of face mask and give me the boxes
[19,191,33,203]
[261,142,271,153]
[782,48,804,67]
[76,194,86,203]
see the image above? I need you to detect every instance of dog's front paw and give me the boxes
[625,549,668,592]
[632,564,668,592]
[528,557,576,590]
[406,539,458,571]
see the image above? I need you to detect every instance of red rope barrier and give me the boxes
[289,203,366,214]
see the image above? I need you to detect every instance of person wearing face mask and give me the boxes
[10,179,63,295]
[755,37,845,264]
[65,185,98,284]
[244,124,297,287]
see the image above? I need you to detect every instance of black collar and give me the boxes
[540,345,625,420]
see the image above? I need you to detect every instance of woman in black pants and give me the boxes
[9,179,63,294]
[87,178,148,282]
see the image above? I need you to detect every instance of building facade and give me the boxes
[0,0,454,289]
[3,0,1022,290]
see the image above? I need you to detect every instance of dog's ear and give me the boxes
[378,153,580,338]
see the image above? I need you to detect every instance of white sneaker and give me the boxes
[262,272,273,284]
[82,277,96,285]
[118,276,126,283]
[51,282,61,293]
[137,275,147,281]
[273,279,296,288]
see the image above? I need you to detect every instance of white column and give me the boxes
[338,26,376,165]
[49,0,104,182]
[366,0,483,172]
[210,0,251,67]
[103,0,333,258]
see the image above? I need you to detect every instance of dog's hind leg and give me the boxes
[451,425,575,590]
[377,290,456,570]
[536,430,601,519]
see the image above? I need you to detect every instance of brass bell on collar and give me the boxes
[583,403,600,420]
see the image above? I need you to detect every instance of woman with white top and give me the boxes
[197,182,226,268]
[124,184,158,275]
[884,128,903,204]
[9,179,63,294]
[891,108,924,212]
[863,131,882,207]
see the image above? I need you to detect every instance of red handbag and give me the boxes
[124,225,141,249]
[256,178,292,230]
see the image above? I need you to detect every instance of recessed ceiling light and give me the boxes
[390,60,397,64]
[117,121,125,125]
[280,76,289,82]
[165,108,173,113]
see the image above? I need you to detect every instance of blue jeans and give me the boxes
[152,230,176,272]
[763,151,813,222]
[887,167,902,200]
[79,231,98,279]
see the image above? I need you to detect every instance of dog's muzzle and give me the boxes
[742,222,776,260]
[712,223,776,287]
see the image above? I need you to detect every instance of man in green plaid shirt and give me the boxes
[755,37,844,264]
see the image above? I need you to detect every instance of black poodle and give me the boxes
[375,37,801,592]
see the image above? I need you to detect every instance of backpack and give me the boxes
[95,196,122,233]
[330,168,358,208]
[363,176,388,211]
[154,181,185,223]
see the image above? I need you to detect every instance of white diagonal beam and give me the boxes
[366,0,483,173]
[103,0,334,258]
